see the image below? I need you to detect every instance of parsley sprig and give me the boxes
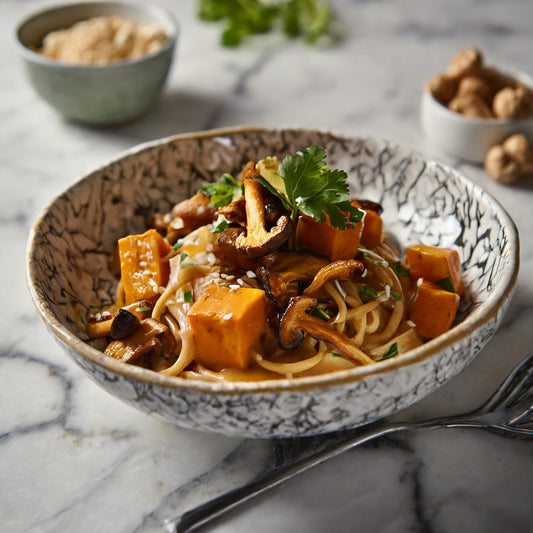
[202,173,242,208]
[257,145,363,230]
[198,0,335,47]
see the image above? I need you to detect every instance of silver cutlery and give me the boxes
[165,354,533,533]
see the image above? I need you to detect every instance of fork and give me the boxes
[165,355,533,533]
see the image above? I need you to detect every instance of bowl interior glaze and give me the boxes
[26,127,519,437]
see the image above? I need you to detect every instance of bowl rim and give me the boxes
[14,0,179,70]
[25,126,520,396]
[422,68,533,126]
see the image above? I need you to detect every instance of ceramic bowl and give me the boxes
[15,1,178,125]
[421,70,533,164]
[26,127,519,438]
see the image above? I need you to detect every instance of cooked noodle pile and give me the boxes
[88,149,464,382]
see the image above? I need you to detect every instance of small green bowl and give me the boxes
[15,1,178,125]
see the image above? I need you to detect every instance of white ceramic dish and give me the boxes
[26,127,519,438]
[421,70,533,163]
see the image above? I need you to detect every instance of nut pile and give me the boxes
[426,47,533,120]
[38,16,168,65]
[484,134,533,184]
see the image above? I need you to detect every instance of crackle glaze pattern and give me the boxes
[28,128,518,438]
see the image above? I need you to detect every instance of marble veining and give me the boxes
[2,0,533,532]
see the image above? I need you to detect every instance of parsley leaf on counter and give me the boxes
[198,0,335,47]
[257,145,363,230]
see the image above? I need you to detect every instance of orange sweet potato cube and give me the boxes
[188,283,267,371]
[118,229,172,305]
[406,244,465,296]
[361,208,384,249]
[409,280,460,339]
[296,211,363,261]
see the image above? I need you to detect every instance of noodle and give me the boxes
[90,153,464,382]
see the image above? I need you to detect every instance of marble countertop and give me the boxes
[2,0,533,532]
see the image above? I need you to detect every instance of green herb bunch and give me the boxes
[198,0,334,47]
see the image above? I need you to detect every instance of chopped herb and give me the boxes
[135,306,151,313]
[390,291,402,301]
[210,214,230,233]
[310,308,330,321]
[390,261,410,277]
[201,173,242,208]
[198,0,335,47]
[359,284,377,303]
[379,343,398,361]
[256,145,363,230]
[173,239,184,251]
[331,352,344,358]
[180,252,188,262]
[436,276,455,293]
[183,291,193,303]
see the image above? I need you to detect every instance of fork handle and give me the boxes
[165,421,400,533]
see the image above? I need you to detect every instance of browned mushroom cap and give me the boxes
[217,179,293,259]
[278,295,374,365]
[87,301,153,340]
[167,192,218,241]
[104,318,176,364]
[303,260,364,297]
[357,199,383,215]
[109,309,140,340]
[257,252,329,309]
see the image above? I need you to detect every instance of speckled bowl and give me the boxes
[421,69,533,163]
[15,1,178,125]
[26,127,519,438]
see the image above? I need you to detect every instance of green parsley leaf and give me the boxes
[198,0,334,47]
[379,343,398,361]
[359,284,377,303]
[201,173,242,208]
[210,214,230,234]
[436,276,455,293]
[173,239,184,251]
[259,145,363,230]
[310,308,330,321]
[180,252,188,262]
[390,261,410,277]
[135,306,151,313]
[390,291,402,301]
[331,352,344,358]
[183,291,193,303]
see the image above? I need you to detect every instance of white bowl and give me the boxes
[421,70,533,163]
[26,127,519,438]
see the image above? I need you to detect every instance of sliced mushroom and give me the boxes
[87,301,152,340]
[217,179,293,259]
[218,196,246,225]
[257,252,329,309]
[166,192,218,242]
[278,295,374,365]
[87,314,113,339]
[104,318,176,364]
[303,260,364,297]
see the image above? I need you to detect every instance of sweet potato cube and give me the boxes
[409,280,460,339]
[406,244,465,296]
[118,229,172,305]
[361,208,384,249]
[188,283,267,371]
[296,212,363,261]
